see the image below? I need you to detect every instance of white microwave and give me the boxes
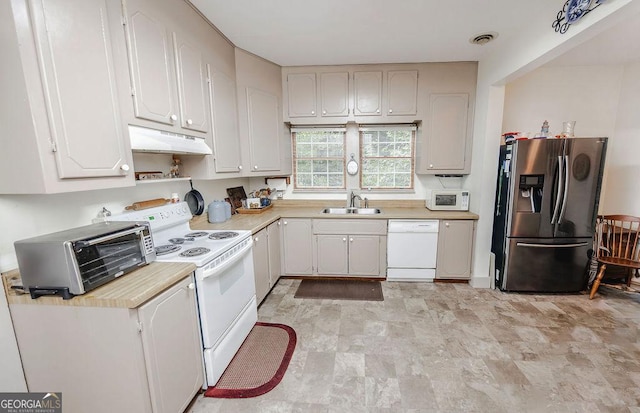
[425,189,470,211]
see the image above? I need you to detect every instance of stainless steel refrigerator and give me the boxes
[491,137,607,292]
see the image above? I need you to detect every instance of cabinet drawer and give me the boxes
[313,219,387,235]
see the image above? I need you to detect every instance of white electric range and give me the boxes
[109,202,257,387]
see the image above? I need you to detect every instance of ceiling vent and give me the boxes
[470,32,498,45]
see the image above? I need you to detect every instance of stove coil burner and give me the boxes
[156,244,182,256]
[180,247,211,257]
[208,231,239,240]
[169,237,195,244]
[185,231,208,238]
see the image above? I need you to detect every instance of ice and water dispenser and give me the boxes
[517,175,544,213]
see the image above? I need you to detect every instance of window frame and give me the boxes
[358,124,416,190]
[291,127,347,190]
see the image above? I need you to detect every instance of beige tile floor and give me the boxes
[188,279,640,413]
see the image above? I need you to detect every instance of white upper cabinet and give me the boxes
[287,73,317,118]
[354,71,383,116]
[235,48,291,176]
[247,87,281,171]
[126,7,177,126]
[173,33,209,133]
[0,0,135,193]
[320,72,349,117]
[282,66,425,124]
[123,0,210,137]
[386,70,418,116]
[418,93,470,173]
[209,68,242,172]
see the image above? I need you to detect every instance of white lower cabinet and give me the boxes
[252,221,283,304]
[435,220,475,279]
[282,218,314,275]
[10,276,203,413]
[313,219,387,277]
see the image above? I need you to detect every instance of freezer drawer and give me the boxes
[501,238,591,292]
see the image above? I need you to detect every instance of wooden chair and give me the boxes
[589,215,640,299]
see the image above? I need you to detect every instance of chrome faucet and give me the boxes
[364,197,369,208]
[349,191,362,208]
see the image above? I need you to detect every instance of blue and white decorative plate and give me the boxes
[566,0,593,23]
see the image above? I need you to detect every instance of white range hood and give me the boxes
[129,125,212,155]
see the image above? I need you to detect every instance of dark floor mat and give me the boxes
[294,279,384,301]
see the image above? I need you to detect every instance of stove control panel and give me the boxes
[110,202,192,231]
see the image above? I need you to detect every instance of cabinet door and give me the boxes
[316,235,349,274]
[209,67,242,172]
[354,71,382,116]
[173,33,208,133]
[247,88,281,171]
[32,0,130,178]
[138,276,203,413]
[436,220,474,279]
[320,72,349,117]
[424,93,469,171]
[287,73,317,118]
[386,70,418,116]
[252,229,271,304]
[125,2,177,126]
[282,219,313,274]
[349,235,381,276]
[267,221,282,286]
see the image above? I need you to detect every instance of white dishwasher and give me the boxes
[387,220,439,281]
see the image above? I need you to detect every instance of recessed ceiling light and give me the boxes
[470,32,498,45]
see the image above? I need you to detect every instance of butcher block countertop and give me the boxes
[2,262,196,309]
[191,199,479,234]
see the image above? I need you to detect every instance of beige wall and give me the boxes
[502,62,640,217]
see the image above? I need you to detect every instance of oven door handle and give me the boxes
[196,238,253,281]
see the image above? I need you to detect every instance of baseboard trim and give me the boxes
[469,276,491,289]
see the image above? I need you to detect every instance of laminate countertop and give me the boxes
[190,200,479,234]
[2,262,196,308]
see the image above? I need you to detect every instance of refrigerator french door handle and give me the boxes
[551,155,563,224]
[558,155,570,223]
[516,242,589,248]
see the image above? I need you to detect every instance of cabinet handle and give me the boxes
[284,221,288,225]
[376,109,380,113]
[238,165,243,170]
[254,237,259,242]
[342,237,347,242]
[349,238,353,242]
[254,165,258,170]
[388,109,393,113]
[322,110,327,115]
[170,114,177,121]
[445,222,450,227]
[429,164,434,168]
[311,110,315,115]
[186,119,193,125]
[277,221,281,226]
[120,164,130,172]
[187,283,195,290]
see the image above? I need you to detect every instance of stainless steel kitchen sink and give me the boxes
[321,207,381,215]
[351,208,381,214]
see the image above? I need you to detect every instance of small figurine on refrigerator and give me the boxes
[541,120,549,137]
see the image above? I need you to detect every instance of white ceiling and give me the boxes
[544,11,640,67]
[190,0,640,68]
[190,0,559,66]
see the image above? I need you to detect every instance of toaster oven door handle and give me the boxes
[74,227,144,249]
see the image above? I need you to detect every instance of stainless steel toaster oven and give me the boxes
[14,221,155,299]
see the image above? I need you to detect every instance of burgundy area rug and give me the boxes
[204,322,297,398]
